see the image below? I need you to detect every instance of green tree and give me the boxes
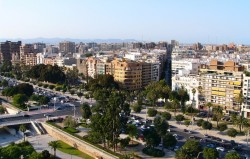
[143,128,161,148]
[227,128,238,138]
[0,60,12,72]
[212,106,223,127]
[48,140,61,157]
[1,79,9,87]
[176,148,189,159]
[132,103,142,113]
[206,102,213,121]
[144,80,171,107]
[89,89,130,152]
[203,147,219,159]
[65,67,79,86]
[232,115,248,133]
[218,123,228,132]
[63,116,77,128]
[162,133,177,148]
[154,116,169,150]
[177,86,190,113]
[175,114,185,123]
[13,94,28,109]
[225,151,241,159]
[202,121,212,134]
[147,108,157,117]
[28,152,43,159]
[19,124,27,141]
[184,120,191,128]
[197,119,204,127]
[126,124,137,143]
[81,103,92,119]
[176,140,202,159]
[119,137,130,152]
[161,111,171,120]
[0,105,6,114]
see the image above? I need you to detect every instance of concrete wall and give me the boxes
[2,102,20,114]
[41,122,119,159]
[4,126,16,135]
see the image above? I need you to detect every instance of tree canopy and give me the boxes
[27,64,65,84]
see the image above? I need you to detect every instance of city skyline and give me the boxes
[0,0,250,44]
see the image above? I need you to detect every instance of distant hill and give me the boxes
[0,38,138,44]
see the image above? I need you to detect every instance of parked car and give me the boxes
[216,147,225,152]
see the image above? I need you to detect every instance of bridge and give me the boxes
[0,119,33,127]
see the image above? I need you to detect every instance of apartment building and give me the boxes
[200,59,244,114]
[59,41,75,53]
[112,58,142,91]
[0,41,21,62]
[172,58,199,75]
[242,74,250,118]
[25,53,37,66]
[20,44,35,65]
[86,57,98,79]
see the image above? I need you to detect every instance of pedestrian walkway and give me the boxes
[28,134,82,159]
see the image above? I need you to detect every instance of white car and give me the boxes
[216,147,225,152]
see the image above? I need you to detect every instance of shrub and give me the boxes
[142,147,165,157]
[227,128,238,138]
[38,83,43,87]
[55,87,61,91]
[175,114,185,122]
[161,112,171,120]
[147,108,157,117]
[133,104,142,113]
[218,123,228,132]
[43,84,48,88]
[49,85,55,90]
[197,119,204,127]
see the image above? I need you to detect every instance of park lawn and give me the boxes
[57,140,94,159]
[64,127,79,133]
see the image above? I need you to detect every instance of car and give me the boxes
[206,144,216,148]
[189,136,195,139]
[167,129,171,132]
[216,147,225,152]
[184,129,188,132]
[173,134,181,140]
[23,114,30,117]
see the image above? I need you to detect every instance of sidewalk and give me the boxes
[28,134,82,159]
[132,108,249,146]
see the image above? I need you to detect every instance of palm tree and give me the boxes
[178,86,189,114]
[213,106,223,127]
[197,86,203,110]
[235,92,244,114]
[192,88,196,107]
[48,140,61,157]
[173,99,180,116]
[19,124,27,142]
[206,102,213,121]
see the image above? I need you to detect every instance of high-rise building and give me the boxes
[0,41,21,62]
[59,41,75,53]
[165,44,173,87]
[200,60,244,115]
[112,58,142,91]
[33,42,46,53]
[20,44,35,65]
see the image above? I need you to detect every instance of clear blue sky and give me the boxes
[0,0,249,44]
